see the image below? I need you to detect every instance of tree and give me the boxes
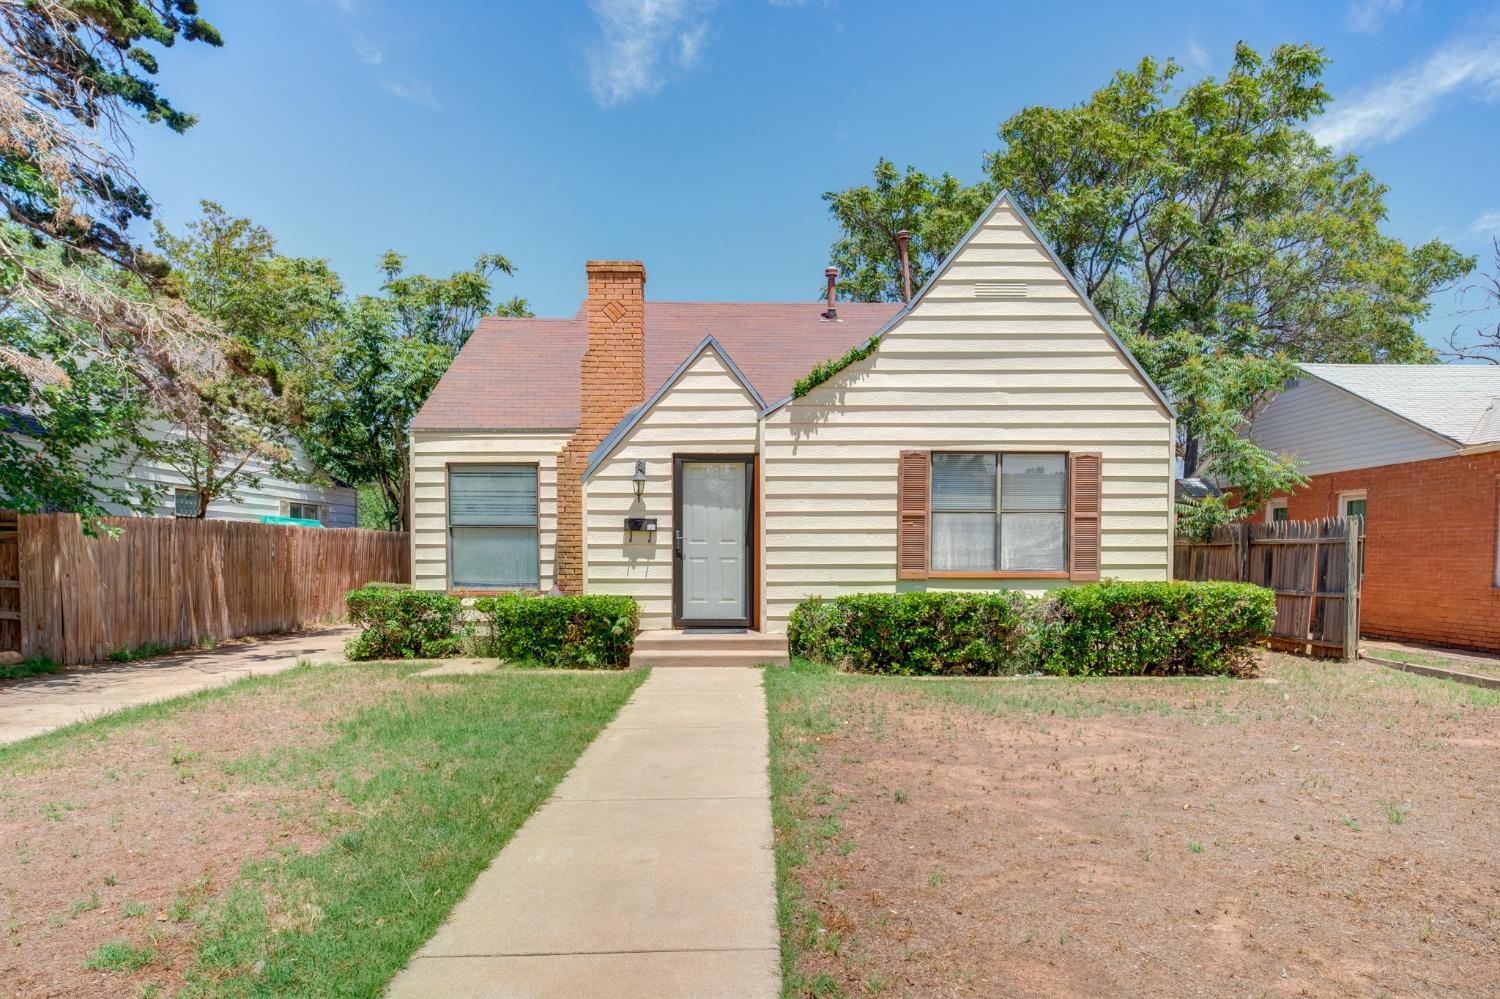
[150,203,340,516]
[824,43,1473,528]
[292,254,531,532]
[1442,240,1500,364]
[0,1,224,520]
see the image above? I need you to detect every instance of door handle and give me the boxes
[674,530,683,558]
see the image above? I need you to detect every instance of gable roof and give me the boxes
[758,191,1175,419]
[583,336,764,479]
[412,190,1175,431]
[1298,363,1500,447]
[411,301,898,431]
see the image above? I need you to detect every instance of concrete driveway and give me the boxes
[0,627,352,747]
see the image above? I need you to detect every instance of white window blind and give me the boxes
[449,466,539,589]
[930,452,1067,572]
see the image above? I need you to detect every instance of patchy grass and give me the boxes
[0,654,61,681]
[765,653,1499,998]
[0,661,645,998]
[1365,645,1500,679]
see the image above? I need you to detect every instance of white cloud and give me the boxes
[1312,31,1500,149]
[381,80,443,111]
[352,32,384,66]
[1185,40,1209,73]
[1345,0,1408,33]
[1470,210,1500,237]
[585,0,718,107]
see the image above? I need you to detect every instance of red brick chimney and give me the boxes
[555,260,647,593]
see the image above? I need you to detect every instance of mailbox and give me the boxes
[624,517,657,534]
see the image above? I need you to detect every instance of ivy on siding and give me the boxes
[792,337,880,399]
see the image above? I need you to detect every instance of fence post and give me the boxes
[1343,518,1361,661]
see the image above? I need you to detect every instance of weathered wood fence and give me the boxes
[1174,517,1363,659]
[0,513,408,665]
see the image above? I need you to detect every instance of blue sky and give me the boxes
[128,1,1500,344]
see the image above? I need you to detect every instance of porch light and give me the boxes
[632,460,647,500]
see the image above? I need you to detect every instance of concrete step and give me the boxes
[633,633,787,654]
[630,649,789,669]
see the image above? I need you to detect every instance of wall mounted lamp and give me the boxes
[632,459,647,500]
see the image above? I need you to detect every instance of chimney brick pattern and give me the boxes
[555,260,647,594]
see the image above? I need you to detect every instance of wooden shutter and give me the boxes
[1069,452,1102,581]
[897,450,930,579]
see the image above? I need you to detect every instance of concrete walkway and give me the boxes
[0,627,351,747]
[389,667,779,999]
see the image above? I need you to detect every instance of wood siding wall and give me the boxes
[11,514,407,664]
[409,430,570,592]
[1249,377,1454,477]
[759,201,1175,632]
[583,346,761,629]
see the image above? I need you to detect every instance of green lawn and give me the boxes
[0,661,644,998]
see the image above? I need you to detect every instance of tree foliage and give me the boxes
[823,42,1473,528]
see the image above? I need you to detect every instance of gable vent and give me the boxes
[975,280,1027,299]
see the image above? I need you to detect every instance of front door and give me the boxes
[674,457,752,627]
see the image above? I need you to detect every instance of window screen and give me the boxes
[449,466,539,589]
[174,488,199,518]
[930,453,1067,572]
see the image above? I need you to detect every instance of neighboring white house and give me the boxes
[2,410,357,526]
[409,192,1177,634]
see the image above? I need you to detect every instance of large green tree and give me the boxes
[292,254,530,532]
[824,43,1473,530]
[0,1,223,521]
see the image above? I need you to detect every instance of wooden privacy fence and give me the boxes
[0,513,408,665]
[1174,517,1363,659]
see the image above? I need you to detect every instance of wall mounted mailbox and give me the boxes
[624,517,657,534]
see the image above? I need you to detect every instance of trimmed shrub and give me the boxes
[787,591,1032,675]
[1034,580,1276,677]
[345,585,469,660]
[786,581,1275,677]
[474,593,639,669]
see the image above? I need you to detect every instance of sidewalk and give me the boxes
[0,627,352,747]
[388,666,779,999]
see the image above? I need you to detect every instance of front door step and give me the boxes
[630,629,788,668]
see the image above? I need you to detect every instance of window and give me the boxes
[1265,499,1289,524]
[287,502,322,523]
[174,488,199,518]
[1339,491,1367,520]
[448,465,539,590]
[931,452,1067,572]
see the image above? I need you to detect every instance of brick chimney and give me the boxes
[555,260,647,594]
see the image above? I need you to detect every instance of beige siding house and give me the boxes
[409,192,1176,647]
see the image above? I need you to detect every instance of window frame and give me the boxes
[445,462,542,594]
[1338,490,1367,520]
[1265,498,1289,524]
[927,449,1071,579]
[173,488,199,518]
[285,501,323,524]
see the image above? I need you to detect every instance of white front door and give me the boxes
[678,459,748,624]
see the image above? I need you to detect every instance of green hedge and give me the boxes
[788,591,1032,676]
[787,581,1275,677]
[345,586,469,661]
[474,593,639,669]
[1033,580,1276,677]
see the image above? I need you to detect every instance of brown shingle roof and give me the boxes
[411,301,901,431]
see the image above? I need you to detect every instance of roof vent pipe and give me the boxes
[822,267,839,320]
[896,230,912,302]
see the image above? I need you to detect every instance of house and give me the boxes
[1,410,356,526]
[1249,363,1500,653]
[409,192,1177,651]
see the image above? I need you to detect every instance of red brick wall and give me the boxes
[1273,451,1500,652]
[555,261,647,594]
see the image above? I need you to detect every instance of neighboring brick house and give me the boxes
[408,192,1177,642]
[1250,364,1500,653]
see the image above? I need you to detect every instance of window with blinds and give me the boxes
[448,465,540,590]
[931,452,1067,572]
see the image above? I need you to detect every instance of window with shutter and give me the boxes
[897,451,930,579]
[1068,452,1102,581]
[448,465,540,590]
